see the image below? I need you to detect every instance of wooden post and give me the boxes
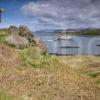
[0,12,1,22]
[0,8,5,23]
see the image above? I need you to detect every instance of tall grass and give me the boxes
[19,46,51,68]
[0,28,10,43]
[0,28,10,36]
[0,36,5,43]
[87,71,100,78]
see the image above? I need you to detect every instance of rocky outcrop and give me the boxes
[5,25,48,54]
[6,34,29,49]
[9,26,19,34]
[19,25,33,42]
[32,38,48,54]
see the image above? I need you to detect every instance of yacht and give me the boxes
[60,35,73,40]
[54,35,73,41]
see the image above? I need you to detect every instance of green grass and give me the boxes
[87,71,100,78]
[0,92,16,100]
[0,28,10,43]
[19,46,50,68]
[96,80,100,84]
[0,36,5,43]
[82,71,100,85]
[0,28,10,36]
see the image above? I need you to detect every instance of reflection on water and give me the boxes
[34,33,100,55]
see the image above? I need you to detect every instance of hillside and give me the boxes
[0,27,100,100]
[40,28,100,36]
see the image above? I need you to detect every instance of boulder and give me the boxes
[5,25,48,54]
[6,26,34,49]
[19,25,33,42]
[5,34,29,49]
[9,26,19,34]
[32,38,48,54]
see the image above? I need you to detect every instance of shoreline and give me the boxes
[49,53,100,56]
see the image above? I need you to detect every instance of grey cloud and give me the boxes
[91,0,100,8]
[21,0,100,30]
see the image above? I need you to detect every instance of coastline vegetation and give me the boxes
[78,28,100,35]
[57,28,100,36]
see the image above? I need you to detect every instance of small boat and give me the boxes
[54,35,73,41]
[60,35,73,40]
[47,40,54,42]
[43,40,54,42]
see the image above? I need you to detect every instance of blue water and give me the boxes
[34,33,100,55]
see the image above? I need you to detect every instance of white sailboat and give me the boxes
[60,35,73,40]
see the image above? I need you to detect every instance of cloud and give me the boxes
[21,0,100,30]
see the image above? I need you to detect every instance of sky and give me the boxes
[0,0,100,31]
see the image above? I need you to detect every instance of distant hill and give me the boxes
[34,28,100,36]
[34,29,64,36]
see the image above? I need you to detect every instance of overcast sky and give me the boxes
[0,0,100,31]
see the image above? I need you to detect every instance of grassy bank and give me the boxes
[0,29,100,100]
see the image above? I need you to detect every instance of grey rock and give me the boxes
[5,34,29,49]
[32,38,48,54]
[6,25,48,54]
[9,26,19,34]
[19,25,33,42]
